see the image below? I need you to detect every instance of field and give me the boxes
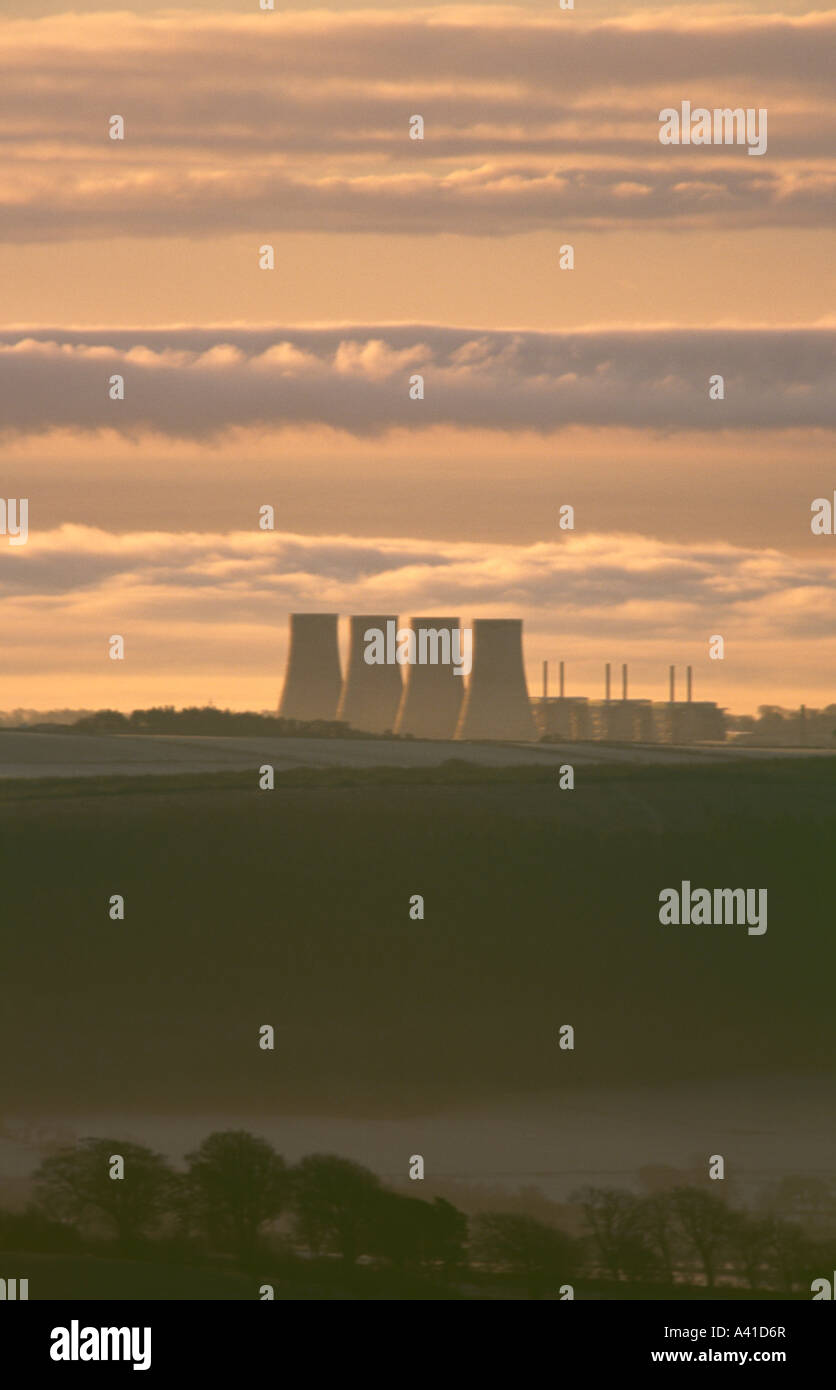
[1,755,834,1121]
[2,727,834,781]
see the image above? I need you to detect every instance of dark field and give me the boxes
[0,1252,807,1301]
[1,758,834,1116]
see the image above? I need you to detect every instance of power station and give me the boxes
[278,612,725,744]
[336,615,404,735]
[536,662,724,744]
[393,617,464,740]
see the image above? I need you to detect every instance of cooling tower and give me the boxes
[336,615,403,734]
[393,617,464,739]
[455,618,536,741]
[278,613,342,721]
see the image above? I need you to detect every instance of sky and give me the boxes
[0,3,834,714]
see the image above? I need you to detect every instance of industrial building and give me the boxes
[532,660,591,739]
[655,666,725,743]
[656,701,726,744]
[534,698,593,741]
[592,663,655,741]
[536,663,724,745]
[279,613,726,745]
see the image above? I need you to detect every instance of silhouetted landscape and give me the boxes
[1,754,834,1298]
[2,1130,834,1299]
[3,0,834,1333]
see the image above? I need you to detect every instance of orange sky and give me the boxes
[1,4,834,715]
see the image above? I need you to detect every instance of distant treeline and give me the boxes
[0,709,99,728]
[731,705,836,747]
[68,707,372,738]
[4,704,836,747]
[2,1131,834,1298]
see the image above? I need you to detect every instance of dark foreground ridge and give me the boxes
[1,759,834,1113]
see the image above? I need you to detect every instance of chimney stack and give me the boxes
[622,663,628,701]
[605,662,611,703]
[669,665,675,704]
[559,660,565,699]
[687,665,693,703]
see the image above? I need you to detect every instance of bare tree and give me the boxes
[765,1217,816,1293]
[671,1187,728,1289]
[725,1210,772,1291]
[572,1187,649,1282]
[637,1192,678,1285]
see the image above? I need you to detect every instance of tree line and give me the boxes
[69,707,359,738]
[1,1132,834,1297]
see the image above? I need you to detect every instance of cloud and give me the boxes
[3,164,832,241]
[1,8,834,238]
[3,523,836,710]
[4,521,836,640]
[0,324,834,437]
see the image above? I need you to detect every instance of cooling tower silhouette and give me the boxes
[393,617,464,739]
[336,615,403,734]
[455,618,536,741]
[278,613,342,721]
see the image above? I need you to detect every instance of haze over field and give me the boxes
[2,729,836,781]
[1,760,834,1202]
